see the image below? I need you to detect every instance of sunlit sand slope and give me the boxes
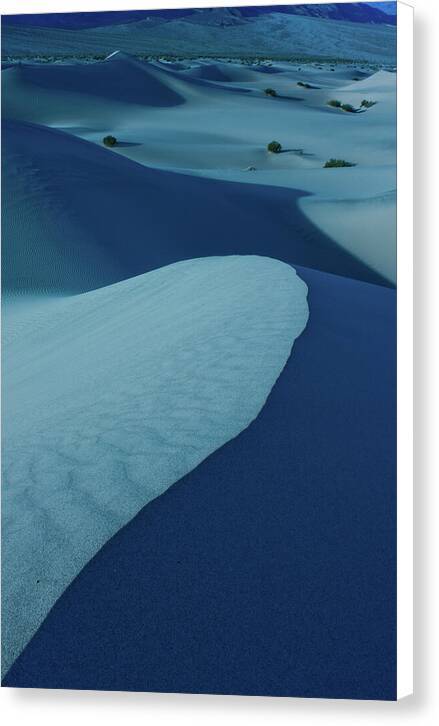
[2,255,308,676]
[2,56,396,284]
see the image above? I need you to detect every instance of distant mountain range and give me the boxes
[367,2,397,14]
[2,3,397,30]
[1,4,397,64]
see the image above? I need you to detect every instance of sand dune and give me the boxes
[2,55,396,284]
[327,69,396,116]
[179,60,284,83]
[183,61,232,82]
[2,27,397,690]
[300,190,396,283]
[341,68,396,93]
[3,264,397,698]
[1,254,309,676]
[3,51,186,111]
[2,118,388,291]
[2,57,396,166]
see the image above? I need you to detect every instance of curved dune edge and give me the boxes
[299,190,396,285]
[3,265,396,699]
[2,254,309,676]
[2,118,391,293]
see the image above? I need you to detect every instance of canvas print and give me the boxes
[1,2,398,699]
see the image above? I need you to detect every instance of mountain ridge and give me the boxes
[2,3,397,30]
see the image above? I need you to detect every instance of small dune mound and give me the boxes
[183,63,232,83]
[340,69,395,94]
[187,63,264,84]
[154,60,188,71]
[252,64,283,75]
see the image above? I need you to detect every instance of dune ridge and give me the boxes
[2,53,396,284]
[2,116,392,290]
[3,264,397,699]
[2,254,309,677]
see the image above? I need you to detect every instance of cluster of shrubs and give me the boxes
[327,98,376,112]
[267,141,282,154]
[341,103,356,113]
[324,159,356,168]
[264,88,277,97]
[360,99,377,108]
[103,135,117,147]
[327,100,356,112]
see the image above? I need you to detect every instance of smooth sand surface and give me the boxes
[2,117,390,291]
[2,54,396,284]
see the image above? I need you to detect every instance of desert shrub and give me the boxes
[103,135,117,147]
[341,103,356,113]
[297,81,312,89]
[324,158,356,168]
[360,99,376,108]
[267,140,282,153]
[264,88,277,97]
[327,99,342,108]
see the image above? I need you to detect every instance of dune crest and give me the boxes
[2,118,390,292]
[2,254,309,676]
[299,190,396,284]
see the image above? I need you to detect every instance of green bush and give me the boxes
[103,135,117,147]
[324,158,356,168]
[327,99,342,108]
[360,99,376,108]
[341,103,356,113]
[267,140,282,153]
[264,88,277,97]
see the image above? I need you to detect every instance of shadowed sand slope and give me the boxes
[183,61,232,82]
[2,58,396,284]
[3,266,396,699]
[4,52,186,107]
[2,119,390,291]
[1,255,309,677]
